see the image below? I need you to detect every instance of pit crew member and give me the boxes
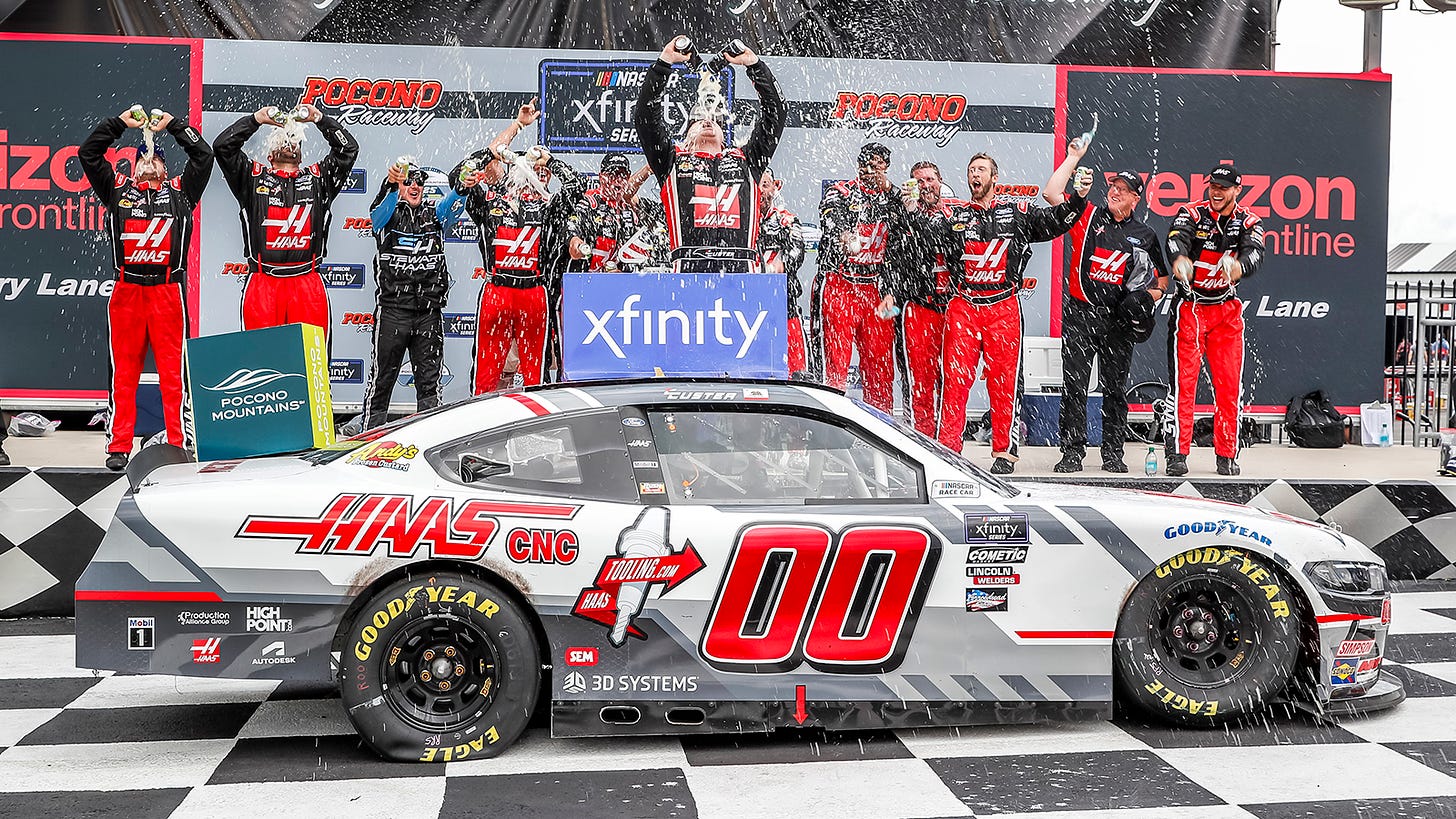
[79,108,213,471]
[1163,163,1265,477]
[214,104,358,337]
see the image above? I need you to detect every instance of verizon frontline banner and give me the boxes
[0,35,198,402]
[1,35,1388,412]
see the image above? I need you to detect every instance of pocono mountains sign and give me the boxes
[562,273,787,378]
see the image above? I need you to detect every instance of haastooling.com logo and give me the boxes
[298,77,444,135]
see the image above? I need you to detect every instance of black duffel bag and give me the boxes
[1284,390,1347,448]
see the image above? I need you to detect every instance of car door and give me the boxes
[638,403,953,711]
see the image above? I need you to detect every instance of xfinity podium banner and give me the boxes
[0,35,198,403]
[562,273,786,379]
[1,35,1387,412]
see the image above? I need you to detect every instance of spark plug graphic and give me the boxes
[610,507,671,646]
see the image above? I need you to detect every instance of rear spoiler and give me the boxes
[126,443,194,491]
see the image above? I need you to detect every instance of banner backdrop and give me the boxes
[0,34,200,404]
[1060,68,1391,411]
[1,35,1389,414]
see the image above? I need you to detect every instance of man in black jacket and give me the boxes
[213,104,358,337]
[79,108,213,470]
[361,163,466,430]
[1045,163,1168,473]
[635,37,786,273]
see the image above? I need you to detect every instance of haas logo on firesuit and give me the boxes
[690,184,740,229]
[120,217,174,265]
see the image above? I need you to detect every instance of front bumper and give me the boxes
[1301,671,1406,718]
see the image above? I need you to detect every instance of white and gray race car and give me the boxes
[76,379,1401,762]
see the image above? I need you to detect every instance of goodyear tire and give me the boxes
[339,572,540,762]
[1115,546,1300,725]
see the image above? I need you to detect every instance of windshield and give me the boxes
[852,399,1019,498]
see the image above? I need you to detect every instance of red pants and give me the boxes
[242,269,330,337]
[938,296,1022,459]
[1168,299,1244,458]
[475,283,548,395]
[788,315,806,375]
[898,302,945,438]
[107,281,185,453]
[818,273,894,412]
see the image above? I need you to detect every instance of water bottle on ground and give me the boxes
[1144,446,1158,476]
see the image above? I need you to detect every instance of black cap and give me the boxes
[600,152,631,175]
[404,167,428,185]
[1209,164,1241,187]
[1111,170,1143,195]
[138,143,164,161]
[858,142,891,165]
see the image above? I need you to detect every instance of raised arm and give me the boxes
[213,111,265,204]
[736,53,786,176]
[157,112,214,206]
[636,37,693,184]
[78,114,134,208]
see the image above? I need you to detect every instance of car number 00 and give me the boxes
[699,524,940,673]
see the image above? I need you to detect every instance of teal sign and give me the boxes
[186,324,334,461]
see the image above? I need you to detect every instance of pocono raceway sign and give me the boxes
[0,34,1387,412]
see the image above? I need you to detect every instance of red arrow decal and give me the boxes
[592,541,705,590]
[793,684,808,725]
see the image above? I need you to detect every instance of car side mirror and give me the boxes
[460,453,510,483]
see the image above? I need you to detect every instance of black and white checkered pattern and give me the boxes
[4,588,1456,817]
[5,468,1456,617]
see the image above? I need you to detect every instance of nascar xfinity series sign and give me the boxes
[562,272,786,378]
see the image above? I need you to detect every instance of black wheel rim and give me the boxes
[380,613,499,733]
[1149,575,1259,689]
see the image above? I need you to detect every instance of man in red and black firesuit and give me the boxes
[79,107,213,471]
[214,104,358,337]
[916,146,1087,474]
[898,160,959,437]
[450,98,586,394]
[1162,163,1265,477]
[815,142,915,413]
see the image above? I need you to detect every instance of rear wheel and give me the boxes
[340,572,540,762]
[1115,547,1300,724]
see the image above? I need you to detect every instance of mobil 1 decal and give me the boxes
[1065,68,1389,408]
[698,522,941,674]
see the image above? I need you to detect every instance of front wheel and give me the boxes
[1115,547,1300,724]
[339,572,540,762]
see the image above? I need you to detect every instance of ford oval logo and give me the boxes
[622,417,646,427]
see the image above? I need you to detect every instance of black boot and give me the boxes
[105,451,129,472]
[1101,452,1129,473]
[1165,453,1188,477]
[0,442,9,467]
[1053,452,1083,473]
[1216,455,1240,476]
[990,457,1015,475]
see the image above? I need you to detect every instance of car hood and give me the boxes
[1015,480,1377,564]
[140,456,317,489]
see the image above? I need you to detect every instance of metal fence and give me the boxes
[1385,278,1456,446]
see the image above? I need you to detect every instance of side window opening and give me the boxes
[430,410,635,502]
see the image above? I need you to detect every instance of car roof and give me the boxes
[486,377,848,409]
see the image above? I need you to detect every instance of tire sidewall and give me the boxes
[339,572,539,762]
[1116,546,1300,723]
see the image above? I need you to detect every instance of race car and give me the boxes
[75,378,1401,762]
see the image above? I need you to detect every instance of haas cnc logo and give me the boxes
[961,238,1010,284]
[119,217,174,265]
[690,185,741,229]
[299,77,443,135]
[492,226,541,271]
[1088,248,1129,285]
[263,204,313,251]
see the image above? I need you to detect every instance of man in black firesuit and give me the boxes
[899,160,958,438]
[450,98,585,393]
[214,104,358,338]
[817,143,915,413]
[79,107,213,471]
[635,36,786,273]
[360,162,467,430]
[1045,162,1168,473]
[758,167,807,376]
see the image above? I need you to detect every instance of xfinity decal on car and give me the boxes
[965,513,1029,544]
